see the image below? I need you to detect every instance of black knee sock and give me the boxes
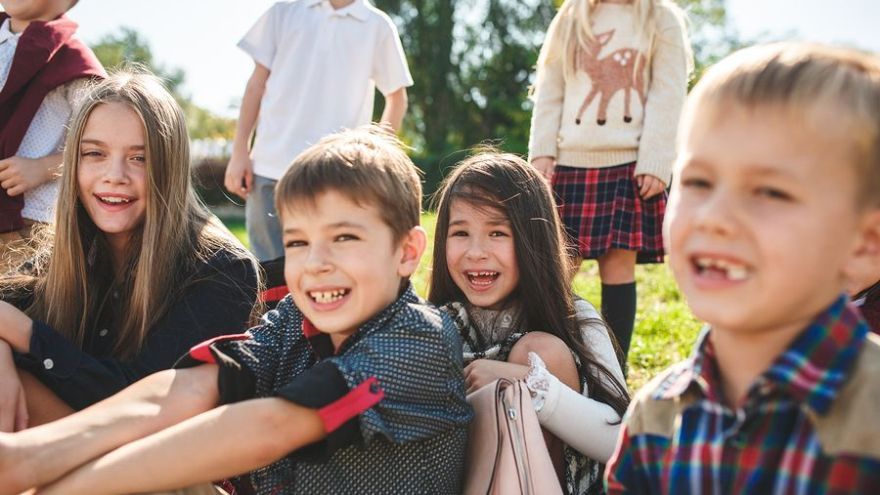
[601,282,637,360]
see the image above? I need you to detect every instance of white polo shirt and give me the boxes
[239,0,413,180]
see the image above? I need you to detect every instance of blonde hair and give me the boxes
[537,0,689,81]
[275,125,422,243]
[12,71,256,358]
[684,42,880,207]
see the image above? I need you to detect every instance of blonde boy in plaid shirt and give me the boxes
[606,43,880,494]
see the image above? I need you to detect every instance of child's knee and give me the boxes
[509,331,573,367]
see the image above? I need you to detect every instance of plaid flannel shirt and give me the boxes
[606,295,880,494]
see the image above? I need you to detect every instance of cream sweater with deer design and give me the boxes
[528,2,690,184]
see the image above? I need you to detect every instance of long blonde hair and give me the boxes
[15,71,255,358]
[538,0,685,80]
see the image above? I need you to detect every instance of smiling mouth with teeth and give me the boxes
[309,289,350,304]
[693,256,748,281]
[466,271,499,286]
[98,196,133,204]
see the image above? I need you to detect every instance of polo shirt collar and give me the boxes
[0,19,19,45]
[653,295,868,415]
[307,0,370,21]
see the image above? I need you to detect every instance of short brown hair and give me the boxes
[683,42,880,207]
[275,125,422,241]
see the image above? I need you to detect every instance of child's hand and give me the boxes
[0,156,57,197]
[464,359,529,394]
[224,153,254,200]
[531,157,556,182]
[635,174,666,199]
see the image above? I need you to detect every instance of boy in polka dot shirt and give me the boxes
[0,126,472,495]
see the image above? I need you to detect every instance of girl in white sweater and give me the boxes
[429,152,629,495]
[529,0,691,359]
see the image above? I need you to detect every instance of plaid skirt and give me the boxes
[553,162,665,263]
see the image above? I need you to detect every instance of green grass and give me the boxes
[222,212,702,391]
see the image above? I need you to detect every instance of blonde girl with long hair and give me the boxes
[529,0,692,363]
[0,70,259,428]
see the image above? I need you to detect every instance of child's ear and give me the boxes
[844,209,880,294]
[397,226,427,278]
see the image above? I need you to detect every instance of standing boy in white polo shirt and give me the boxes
[224,0,412,261]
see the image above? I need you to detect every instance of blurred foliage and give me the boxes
[373,0,744,196]
[91,27,236,140]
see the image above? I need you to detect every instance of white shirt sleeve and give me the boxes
[371,16,413,96]
[534,298,627,463]
[237,2,282,69]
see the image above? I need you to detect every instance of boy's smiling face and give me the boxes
[666,104,877,338]
[281,190,424,349]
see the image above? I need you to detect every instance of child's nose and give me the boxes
[102,156,131,184]
[694,190,737,235]
[303,244,332,273]
[465,238,489,260]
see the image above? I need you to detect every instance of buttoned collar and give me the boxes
[306,0,369,21]
[0,19,20,45]
[653,295,868,416]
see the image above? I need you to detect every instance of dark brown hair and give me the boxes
[429,151,629,417]
[275,125,421,242]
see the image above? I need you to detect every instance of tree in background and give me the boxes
[91,28,236,140]
[373,0,740,196]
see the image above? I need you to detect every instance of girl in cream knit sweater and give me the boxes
[529,0,691,360]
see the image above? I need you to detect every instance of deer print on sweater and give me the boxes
[575,29,646,126]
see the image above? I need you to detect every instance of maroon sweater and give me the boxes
[0,13,105,232]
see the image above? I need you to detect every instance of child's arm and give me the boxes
[37,397,326,495]
[535,373,621,462]
[379,87,408,133]
[224,62,269,200]
[634,5,691,194]
[528,31,565,175]
[0,153,62,197]
[0,364,219,494]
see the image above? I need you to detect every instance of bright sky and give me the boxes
[61,0,880,118]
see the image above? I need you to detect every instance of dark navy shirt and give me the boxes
[15,247,258,410]
[184,284,472,495]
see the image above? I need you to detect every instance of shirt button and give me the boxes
[99,329,109,337]
[43,358,54,370]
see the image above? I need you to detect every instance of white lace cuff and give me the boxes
[525,352,551,412]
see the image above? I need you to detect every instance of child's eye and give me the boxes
[80,150,102,158]
[449,229,468,237]
[489,230,510,237]
[335,234,358,242]
[755,186,793,201]
[130,155,146,163]
[285,240,306,249]
[681,177,711,189]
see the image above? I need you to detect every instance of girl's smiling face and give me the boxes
[77,102,148,256]
[445,200,520,310]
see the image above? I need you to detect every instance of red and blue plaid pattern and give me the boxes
[552,162,665,263]
[605,296,880,494]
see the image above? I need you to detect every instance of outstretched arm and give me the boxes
[38,397,325,495]
[0,364,218,495]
